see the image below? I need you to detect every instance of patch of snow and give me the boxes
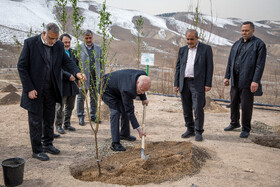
[166,18,232,46]
[143,41,169,54]
[0,0,57,44]
[266,31,275,36]
[0,26,30,44]
[166,17,192,35]
[172,40,179,46]
[203,15,238,28]
[0,0,56,32]
[81,8,101,34]
[158,29,166,39]
[271,21,280,25]
[253,22,271,28]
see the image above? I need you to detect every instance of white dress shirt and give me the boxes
[184,43,198,78]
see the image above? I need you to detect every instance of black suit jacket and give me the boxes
[102,69,147,129]
[17,35,80,113]
[225,36,266,93]
[61,49,79,96]
[174,42,214,92]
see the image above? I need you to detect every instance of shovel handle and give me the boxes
[141,105,146,149]
[141,135,145,149]
[142,105,146,127]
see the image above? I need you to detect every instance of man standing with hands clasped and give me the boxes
[174,29,213,142]
[224,21,266,138]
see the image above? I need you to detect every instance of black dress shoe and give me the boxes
[57,126,65,134]
[53,133,60,138]
[91,117,101,124]
[32,152,49,161]
[181,130,195,138]
[240,131,249,138]
[110,142,126,152]
[195,133,203,141]
[79,116,85,126]
[43,145,60,155]
[120,135,136,141]
[64,125,76,131]
[224,124,241,131]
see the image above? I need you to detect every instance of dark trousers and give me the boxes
[28,87,56,153]
[230,86,254,132]
[181,79,205,134]
[109,104,130,143]
[55,95,76,127]
[76,88,97,118]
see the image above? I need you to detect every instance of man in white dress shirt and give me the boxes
[174,29,213,141]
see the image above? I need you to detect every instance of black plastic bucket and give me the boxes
[1,157,25,187]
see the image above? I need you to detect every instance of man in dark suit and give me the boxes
[17,23,85,161]
[224,21,266,138]
[102,69,151,151]
[174,29,213,141]
[54,33,79,134]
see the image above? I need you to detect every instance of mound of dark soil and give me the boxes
[204,96,228,113]
[1,84,18,92]
[252,135,280,149]
[71,141,210,186]
[251,121,276,135]
[0,92,21,105]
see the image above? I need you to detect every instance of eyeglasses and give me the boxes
[47,35,58,42]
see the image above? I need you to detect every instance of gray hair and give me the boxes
[44,23,60,34]
[186,29,198,37]
[83,29,93,36]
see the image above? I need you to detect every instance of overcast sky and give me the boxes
[94,0,280,21]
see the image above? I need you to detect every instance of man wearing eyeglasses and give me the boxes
[102,69,151,151]
[18,23,85,161]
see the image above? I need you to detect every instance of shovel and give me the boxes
[141,105,149,160]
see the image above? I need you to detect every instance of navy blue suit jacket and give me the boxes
[17,35,80,113]
[174,42,214,92]
[102,69,147,129]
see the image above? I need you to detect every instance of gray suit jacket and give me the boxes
[174,42,214,92]
[77,43,104,89]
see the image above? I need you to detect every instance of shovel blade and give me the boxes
[141,148,145,159]
[141,148,149,160]
[144,154,149,160]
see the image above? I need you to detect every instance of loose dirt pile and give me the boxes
[71,141,210,186]
[0,84,20,105]
[252,135,280,149]
[0,92,21,105]
[250,121,280,149]
[251,121,277,135]
[0,84,18,92]
[204,96,228,113]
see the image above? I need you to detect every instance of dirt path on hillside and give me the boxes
[0,92,279,187]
